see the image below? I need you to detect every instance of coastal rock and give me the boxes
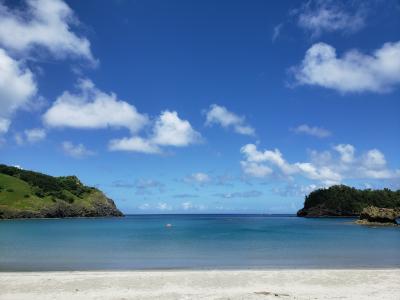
[357,206,400,225]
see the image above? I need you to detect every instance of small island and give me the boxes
[297,185,400,225]
[0,164,123,219]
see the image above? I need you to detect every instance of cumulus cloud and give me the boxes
[240,143,400,185]
[0,49,37,134]
[62,141,94,158]
[109,136,161,154]
[291,124,331,138]
[240,161,272,178]
[43,79,148,132]
[294,0,366,37]
[205,104,255,136]
[152,111,202,147]
[0,0,94,62]
[109,111,201,154]
[292,41,400,93]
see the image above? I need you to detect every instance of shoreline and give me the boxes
[1,269,399,299]
[2,265,400,272]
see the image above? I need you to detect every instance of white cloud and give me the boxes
[62,141,94,158]
[273,183,320,197]
[184,172,211,185]
[213,190,263,199]
[109,110,201,154]
[241,144,297,175]
[362,149,386,169]
[181,201,206,211]
[138,203,150,210]
[295,0,365,37]
[43,79,148,132]
[14,133,24,146]
[156,202,172,211]
[0,0,94,62]
[152,111,201,147]
[240,161,272,178]
[240,143,399,185]
[292,41,400,93]
[109,136,161,154]
[15,128,46,144]
[181,202,193,210]
[24,128,46,143]
[0,118,10,134]
[334,144,355,163]
[0,48,37,134]
[205,104,255,136]
[138,202,173,211]
[292,124,331,138]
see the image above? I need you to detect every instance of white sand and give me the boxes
[1,269,399,299]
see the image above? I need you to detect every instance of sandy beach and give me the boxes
[1,269,399,300]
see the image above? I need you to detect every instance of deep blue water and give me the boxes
[0,215,399,271]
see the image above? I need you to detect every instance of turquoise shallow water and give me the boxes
[0,215,399,271]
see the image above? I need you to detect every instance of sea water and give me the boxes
[0,215,399,271]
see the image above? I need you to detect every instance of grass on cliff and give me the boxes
[0,165,103,212]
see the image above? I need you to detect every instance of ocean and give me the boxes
[0,215,399,271]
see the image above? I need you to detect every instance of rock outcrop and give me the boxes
[356,206,400,225]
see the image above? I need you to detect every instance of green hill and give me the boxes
[0,164,123,219]
[297,185,400,217]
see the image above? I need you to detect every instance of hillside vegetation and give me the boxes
[0,165,123,219]
[297,185,400,217]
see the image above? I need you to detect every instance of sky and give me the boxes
[0,0,399,214]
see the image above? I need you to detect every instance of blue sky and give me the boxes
[0,0,399,213]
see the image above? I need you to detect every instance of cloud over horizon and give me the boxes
[240,143,400,185]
